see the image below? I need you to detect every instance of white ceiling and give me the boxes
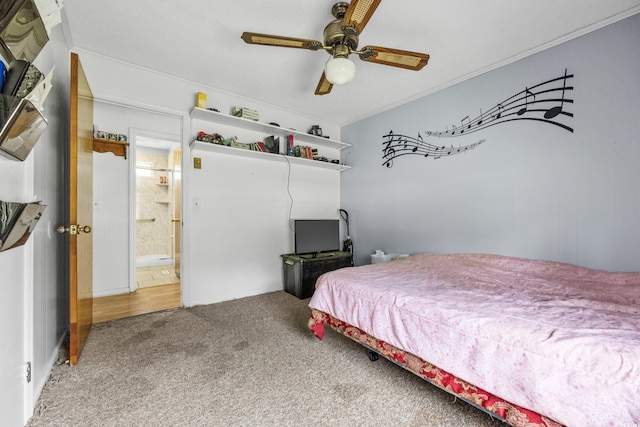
[62,0,640,126]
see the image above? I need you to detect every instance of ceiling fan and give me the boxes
[241,0,430,95]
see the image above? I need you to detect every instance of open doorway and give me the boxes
[133,134,181,292]
[92,130,182,324]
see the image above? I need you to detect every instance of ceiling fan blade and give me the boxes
[342,0,382,34]
[359,45,430,70]
[314,72,333,95]
[241,32,323,50]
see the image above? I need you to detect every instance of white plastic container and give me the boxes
[371,250,409,264]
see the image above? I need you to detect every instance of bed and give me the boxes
[307,253,640,427]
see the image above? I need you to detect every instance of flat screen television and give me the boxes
[294,219,340,256]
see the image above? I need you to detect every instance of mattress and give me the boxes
[308,253,640,427]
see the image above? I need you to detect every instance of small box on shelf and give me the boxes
[230,107,259,121]
[196,92,207,109]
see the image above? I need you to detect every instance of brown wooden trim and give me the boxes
[69,53,79,365]
[92,138,129,159]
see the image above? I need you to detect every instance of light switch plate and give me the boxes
[194,157,201,169]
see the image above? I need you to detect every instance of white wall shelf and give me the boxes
[190,107,350,151]
[189,107,351,171]
[189,140,351,172]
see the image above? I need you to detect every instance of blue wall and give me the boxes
[341,13,640,271]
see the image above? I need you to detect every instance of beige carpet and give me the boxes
[28,291,505,426]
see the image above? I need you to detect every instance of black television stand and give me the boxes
[281,251,353,299]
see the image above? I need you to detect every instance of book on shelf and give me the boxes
[230,141,248,150]
[287,134,294,156]
[287,145,319,159]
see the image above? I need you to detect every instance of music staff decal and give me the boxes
[382,69,574,168]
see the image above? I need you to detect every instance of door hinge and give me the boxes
[26,362,31,383]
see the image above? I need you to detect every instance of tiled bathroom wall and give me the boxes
[136,151,173,259]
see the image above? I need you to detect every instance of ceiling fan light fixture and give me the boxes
[325,56,356,85]
[241,1,430,95]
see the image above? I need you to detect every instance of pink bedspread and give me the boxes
[308,253,640,427]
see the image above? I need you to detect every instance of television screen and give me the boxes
[294,219,340,255]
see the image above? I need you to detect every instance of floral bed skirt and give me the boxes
[309,309,563,427]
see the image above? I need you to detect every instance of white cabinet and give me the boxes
[188,107,350,172]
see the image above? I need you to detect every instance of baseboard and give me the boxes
[185,286,281,307]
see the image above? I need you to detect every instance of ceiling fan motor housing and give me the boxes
[325,0,362,55]
[324,19,359,55]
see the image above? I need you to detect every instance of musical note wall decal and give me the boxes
[426,68,574,137]
[544,69,569,119]
[460,116,471,132]
[381,69,574,168]
[493,104,504,120]
[517,88,535,115]
[382,131,485,168]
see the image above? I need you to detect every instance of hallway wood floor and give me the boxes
[92,283,181,324]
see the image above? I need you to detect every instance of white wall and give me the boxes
[30,23,71,416]
[341,13,640,272]
[189,144,341,305]
[79,50,344,305]
[0,23,70,425]
[0,155,31,426]
[92,149,130,296]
